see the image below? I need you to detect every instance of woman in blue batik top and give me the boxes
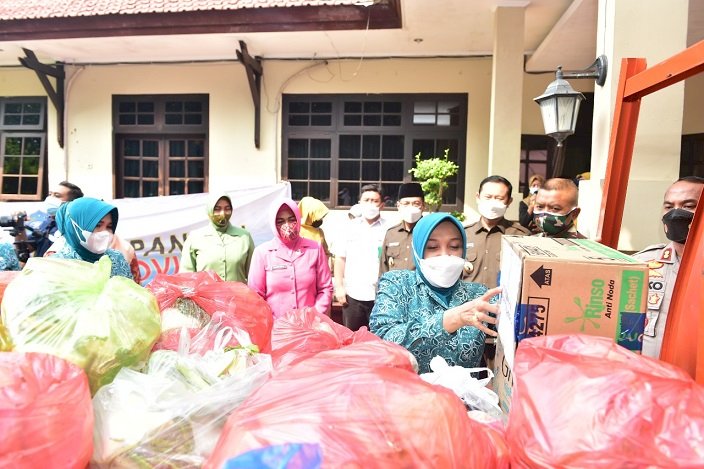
[370,212,501,373]
[51,197,133,280]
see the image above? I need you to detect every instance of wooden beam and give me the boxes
[18,48,65,149]
[596,58,646,248]
[236,41,263,149]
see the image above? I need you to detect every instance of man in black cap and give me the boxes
[379,182,426,276]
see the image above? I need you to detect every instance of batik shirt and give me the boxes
[52,245,133,280]
[0,243,20,271]
[370,269,490,373]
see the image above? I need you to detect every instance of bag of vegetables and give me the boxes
[92,317,272,468]
[1,352,93,469]
[0,256,161,394]
[148,271,273,353]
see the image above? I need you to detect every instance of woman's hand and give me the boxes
[444,286,501,335]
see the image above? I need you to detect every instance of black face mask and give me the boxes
[662,208,694,243]
[311,219,323,228]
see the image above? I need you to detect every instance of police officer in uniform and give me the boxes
[379,183,425,276]
[632,176,704,358]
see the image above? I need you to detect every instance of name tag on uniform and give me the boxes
[266,264,288,271]
[387,242,400,247]
[467,242,474,248]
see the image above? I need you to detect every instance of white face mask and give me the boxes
[72,219,113,254]
[399,206,422,224]
[361,203,380,221]
[45,195,63,215]
[477,199,508,220]
[529,186,539,195]
[418,255,465,289]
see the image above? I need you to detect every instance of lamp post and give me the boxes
[534,55,608,177]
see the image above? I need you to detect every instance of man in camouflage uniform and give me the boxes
[632,176,704,358]
[532,178,586,239]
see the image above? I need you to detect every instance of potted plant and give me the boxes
[408,149,464,220]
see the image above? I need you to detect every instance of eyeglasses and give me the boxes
[397,201,423,208]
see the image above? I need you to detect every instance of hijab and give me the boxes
[412,212,467,302]
[270,198,301,248]
[207,193,233,233]
[298,196,329,251]
[56,197,118,263]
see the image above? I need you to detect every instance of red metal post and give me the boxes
[596,58,646,248]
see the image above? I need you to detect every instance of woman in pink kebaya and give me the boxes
[247,197,333,319]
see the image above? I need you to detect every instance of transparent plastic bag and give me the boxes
[91,318,272,468]
[1,352,93,469]
[1,256,161,394]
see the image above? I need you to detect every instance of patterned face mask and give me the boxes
[279,222,299,243]
[533,208,577,235]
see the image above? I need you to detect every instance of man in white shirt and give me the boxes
[334,184,390,330]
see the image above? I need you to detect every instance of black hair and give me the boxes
[478,175,513,197]
[59,181,84,201]
[677,176,704,185]
[360,183,383,198]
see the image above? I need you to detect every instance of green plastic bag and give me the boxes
[1,255,161,394]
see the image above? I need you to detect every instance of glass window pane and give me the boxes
[289,102,309,113]
[310,115,331,126]
[187,181,204,194]
[165,102,182,113]
[413,139,436,159]
[119,102,135,113]
[339,135,360,159]
[22,157,40,175]
[414,102,435,113]
[124,180,140,198]
[362,135,380,159]
[170,141,185,157]
[124,140,140,157]
[143,141,159,157]
[143,181,159,197]
[5,103,22,114]
[288,139,309,158]
[22,115,40,126]
[290,181,308,201]
[344,102,362,113]
[309,182,330,202]
[438,101,459,114]
[363,115,381,126]
[288,160,308,179]
[437,139,459,160]
[4,115,21,126]
[165,114,182,125]
[185,102,202,112]
[24,103,41,113]
[169,180,185,195]
[4,157,20,174]
[339,160,360,180]
[413,114,436,125]
[312,102,332,113]
[188,160,204,178]
[137,102,154,113]
[382,183,401,205]
[24,137,41,156]
[119,115,136,125]
[170,161,185,177]
[384,102,402,113]
[364,102,382,113]
[310,160,330,179]
[184,114,202,125]
[2,177,19,193]
[362,161,380,180]
[337,183,358,206]
[383,115,401,126]
[188,140,204,157]
[143,160,159,178]
[381,161,403,181]
[137,115,155,125]
[344,115,362,126]
[4,138,22,155]
[382,135,404,159]
[289,115,309,126]
[20,177,37,195]
[124,159,140,177]
[310,139,331,159]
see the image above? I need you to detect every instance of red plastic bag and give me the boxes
[206,345,507,469]
[0,352,93,469]
[148,272,273,352]
[0,270,19,305]
[270,308,382,371]
[507,334,704,468]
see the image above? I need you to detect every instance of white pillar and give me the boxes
[488,3,527,218]
[580,0,688,250]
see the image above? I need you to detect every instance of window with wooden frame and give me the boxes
[0,98,47,200]
[113,95,208,198]
[282,94,467,209]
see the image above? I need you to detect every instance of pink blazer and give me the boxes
[248,237,333,318]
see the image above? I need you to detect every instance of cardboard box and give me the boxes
[493,235,648,413]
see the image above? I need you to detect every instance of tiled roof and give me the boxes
[0,0,364,21]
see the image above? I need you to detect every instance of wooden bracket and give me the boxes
[236,40,263,149]
[18,48,65,148]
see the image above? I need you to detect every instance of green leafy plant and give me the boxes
[408,148,459,212]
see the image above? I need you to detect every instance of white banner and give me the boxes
[0,182,291,285]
